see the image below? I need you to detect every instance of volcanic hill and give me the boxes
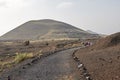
[0,19,99,40]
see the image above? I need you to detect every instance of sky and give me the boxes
[0,0,120,36]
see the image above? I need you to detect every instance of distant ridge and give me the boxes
[86,30,98,34]
[0,19,99,40]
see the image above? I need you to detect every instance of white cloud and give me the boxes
[0,0,30,8]
[57,2,74,9]
[0,0,6,7]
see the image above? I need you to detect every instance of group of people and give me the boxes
[82,41,92,47]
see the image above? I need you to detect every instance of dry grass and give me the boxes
[14,53,34,64]
[0,40,82,73]
[0,51,44,72]
[0,61,13,72]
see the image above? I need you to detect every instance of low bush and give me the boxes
[14,53,34,63]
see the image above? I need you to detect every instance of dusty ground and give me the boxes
[0,40,85,80]
[0,47,84,80]
[75,32,120,80]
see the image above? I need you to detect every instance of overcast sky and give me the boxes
[0,0,120,36]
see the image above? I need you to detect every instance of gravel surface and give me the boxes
[0,48,83,80]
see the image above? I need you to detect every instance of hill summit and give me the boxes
[0,19,99,40]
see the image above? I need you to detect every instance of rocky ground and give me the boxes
[0,47,83,80]
[75,32,120,80]
[0,40,85,80]
[1,32,119,80]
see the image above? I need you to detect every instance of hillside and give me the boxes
[92,32,120,49]
[0,19,99,40]
[86,30,98,34]
[75,32,120,80]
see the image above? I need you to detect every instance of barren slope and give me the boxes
[75,32,120,80]
[0,19,99,40]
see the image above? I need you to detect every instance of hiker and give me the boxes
[8,76,10,80]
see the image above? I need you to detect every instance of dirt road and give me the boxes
[0,47,85,80]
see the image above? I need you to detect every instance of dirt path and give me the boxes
[0,48,84,80]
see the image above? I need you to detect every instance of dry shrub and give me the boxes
[14,53,34,63]
[24,40,30,46]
